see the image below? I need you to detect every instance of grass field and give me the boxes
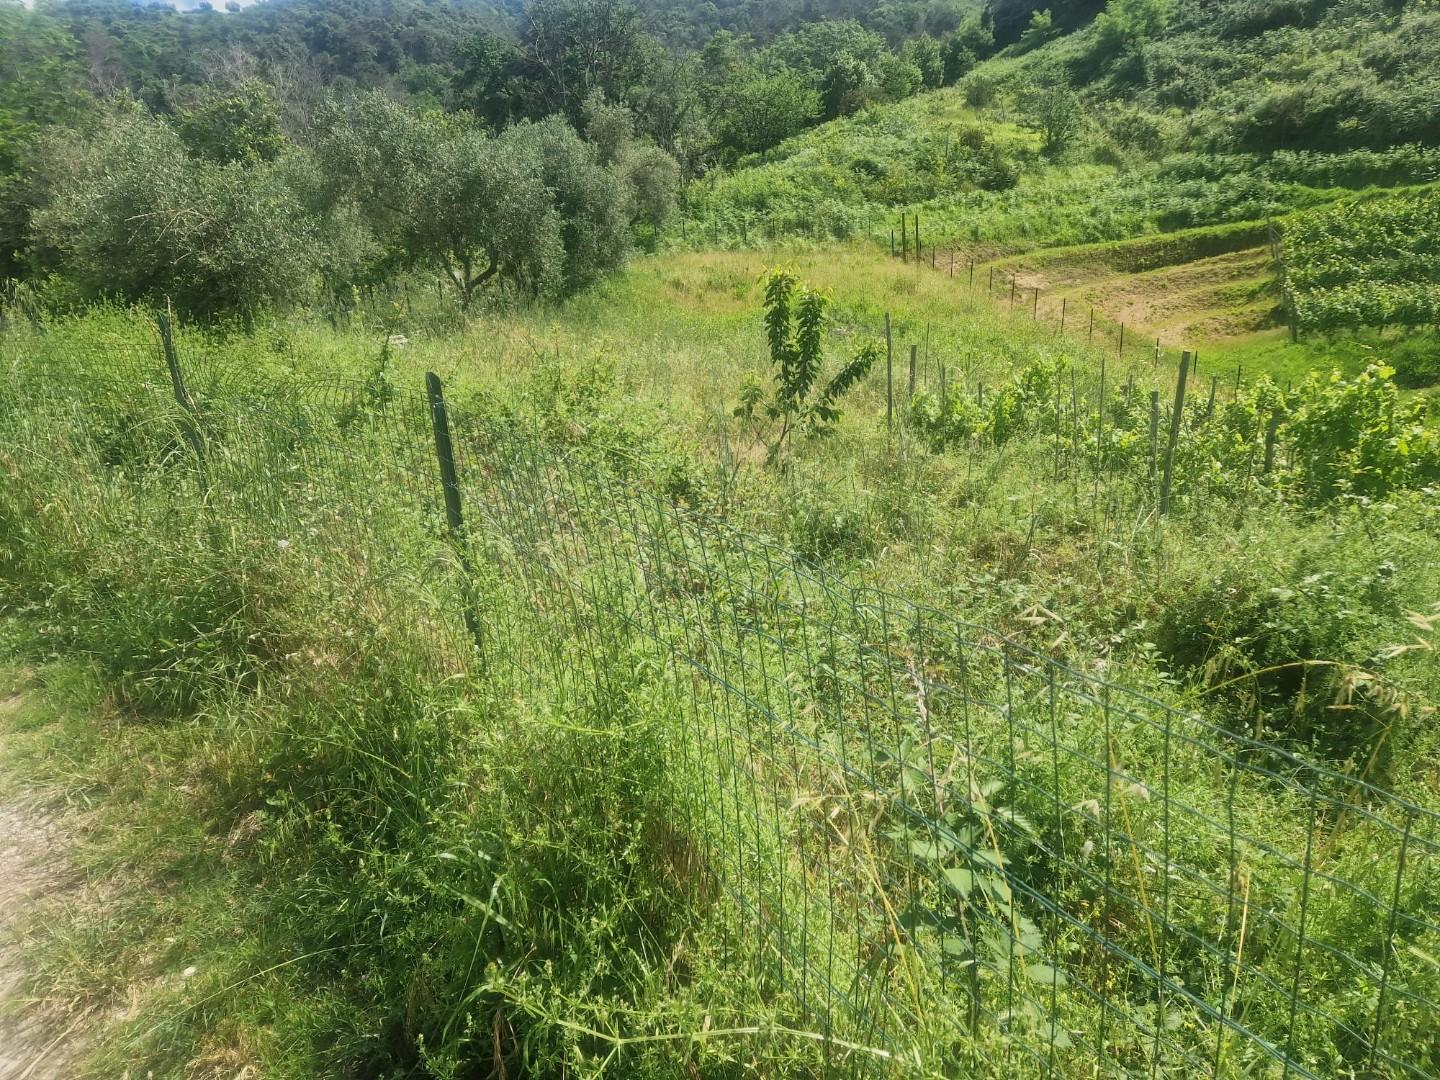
[5,233,1440,1075]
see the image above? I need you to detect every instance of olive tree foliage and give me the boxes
[176,80,288,165]
[316,91,628,307]
[27,90,636,316]
[581,90,680,231]
[31,107,318,316]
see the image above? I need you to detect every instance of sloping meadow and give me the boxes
[2,320,1438,1078]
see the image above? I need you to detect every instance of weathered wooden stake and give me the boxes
[1159,352,1191,515]
[909,344,918,402]
[1060,297,1067,333]
[1033,287,1039,319]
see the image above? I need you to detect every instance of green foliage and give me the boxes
[984,0,1104,46]
[733,268,879,465]
[1285,364,1440,501]
[4,263,1440,1080]
[941,16,995,84]
[31,108,318,317]
[519,0,650,122]
[1093,0,1174,52]
[903,34,946,90]
[1021,80,1086,158]
[170,89,625,312]
[909,356,1065,450]
[710,68,820,157]
[176,80,288,165]
[1154,542,1409,762]
[0,3,92,277]
[1018,7,1056,50]
[1284,190,1440,332]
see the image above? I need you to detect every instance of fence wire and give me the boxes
[4,335,1437,1079]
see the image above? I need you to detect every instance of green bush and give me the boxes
[1154,550,1405,763]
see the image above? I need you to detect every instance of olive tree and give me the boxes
[317,92,628,307]
[32,107,318,315]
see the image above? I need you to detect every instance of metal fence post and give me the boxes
[1160,352,1191,514]
[426,372,484,653]
[157,304,207,485]
[885,313,894,435]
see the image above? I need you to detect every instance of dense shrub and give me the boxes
[1154,550,1405,762]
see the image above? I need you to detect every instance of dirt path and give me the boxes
[0,689,87,1080]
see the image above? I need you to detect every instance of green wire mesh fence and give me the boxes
[4,334,1438,1079]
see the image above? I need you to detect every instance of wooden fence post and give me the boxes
[1060,297,1067,333]
[1033,287,1039,319]
[1159,352,1191,514]
[901,213,908,262]
[426,372,484,653]
[1088,308,1094,345]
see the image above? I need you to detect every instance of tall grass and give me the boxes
[2,291,1437,1076]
